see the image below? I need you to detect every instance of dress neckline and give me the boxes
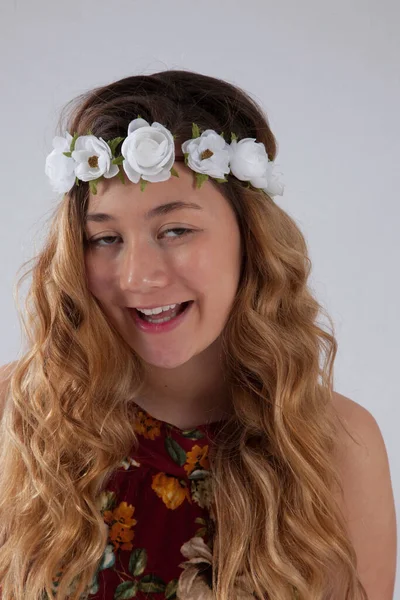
[131,400,228,435]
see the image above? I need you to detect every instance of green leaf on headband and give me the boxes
[192,123,200,139]
[88,177,102,195]
[195,173,208,189]
[63,151,72,158]
[231,132,238,143]
[137,114,142,119]
[75,177,80,186]
[140,178,148,192]
[87,129,94,136]
[108,137,124,156]
[89,180,98,195]
[117,168,126,184]
[220,131,225,139]
[214,177,227,183]
[70,132,79,152]
[170,167,179,178]
[112,155,124,165]
[183,152,189,166]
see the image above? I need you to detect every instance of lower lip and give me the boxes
[128,301,194,334]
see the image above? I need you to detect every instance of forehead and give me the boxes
[85,160,224,220]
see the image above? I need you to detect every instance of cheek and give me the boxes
[84,255,114,299]
[188,236,241,299]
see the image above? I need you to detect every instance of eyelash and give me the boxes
[88,228,194,247]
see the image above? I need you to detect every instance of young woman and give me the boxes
[0,70,396,600]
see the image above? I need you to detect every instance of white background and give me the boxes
[1,0,399,594]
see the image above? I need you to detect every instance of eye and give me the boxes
[161,227,194,240]
[88,235,120,247]
[88,228,194,247]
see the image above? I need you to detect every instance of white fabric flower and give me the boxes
[71,135,119,182]
[262,160,285,196]
[181,130,230,179]
[44,132,76,193]
[228,138,269,183]
[229,138,284,196]
[121,118,175,183]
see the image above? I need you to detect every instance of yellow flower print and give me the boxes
[133,407,162,440]
[151,472,192,509]
[103,501,137,552]
[184,444,210,477]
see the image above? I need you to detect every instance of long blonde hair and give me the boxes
[0,70,368,599]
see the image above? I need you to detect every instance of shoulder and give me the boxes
[331,391,397,599]
[0,361,17,422]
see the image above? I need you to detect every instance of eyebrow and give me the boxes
[85,201,203,223]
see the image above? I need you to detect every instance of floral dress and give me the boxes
[84,402,226,600]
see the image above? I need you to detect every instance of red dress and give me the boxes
[85,402,225,599]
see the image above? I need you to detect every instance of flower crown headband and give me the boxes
[45,117,285,197]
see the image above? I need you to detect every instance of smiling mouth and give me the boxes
[134,301,191,321]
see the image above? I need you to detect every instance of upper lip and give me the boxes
[130,301,191,310]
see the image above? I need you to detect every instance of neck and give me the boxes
[133,338,232,429]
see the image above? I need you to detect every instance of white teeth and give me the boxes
[137,303,180,316]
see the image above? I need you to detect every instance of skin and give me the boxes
[84,159,242,429]
[332,392,397,599]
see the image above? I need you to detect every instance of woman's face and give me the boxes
[84,160,242,369]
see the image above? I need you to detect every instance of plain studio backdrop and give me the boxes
[0,0,399,594]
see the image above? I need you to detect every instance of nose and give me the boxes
[119,238,170,293]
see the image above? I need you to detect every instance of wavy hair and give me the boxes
[0,70,368,599]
